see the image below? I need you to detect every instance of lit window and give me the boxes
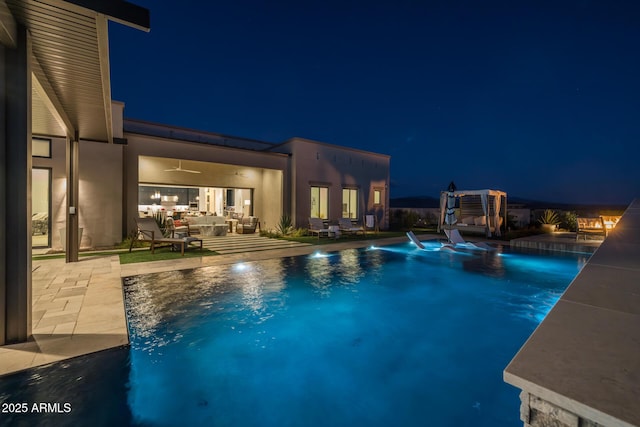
[374,189,381,205]
[32,138,51,158]
[310,186,328,219]
[342,188,358,219]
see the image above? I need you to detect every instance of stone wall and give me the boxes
[518,392,604,427]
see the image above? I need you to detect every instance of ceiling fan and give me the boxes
[163,160,201,174]
[222,170,249,178]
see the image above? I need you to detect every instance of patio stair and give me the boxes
[200,234,311,255]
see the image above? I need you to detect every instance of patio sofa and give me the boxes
[576,217,606,240]
[453,215,503,235]
[184,215,228,236]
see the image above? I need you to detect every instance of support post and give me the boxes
[0,40,5,346]
[65,132,80,263]
[2,25,32,344]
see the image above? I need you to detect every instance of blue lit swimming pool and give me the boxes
[122,242,586,427]
[0,242,587,426]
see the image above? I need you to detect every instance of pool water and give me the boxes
[0,242,587,426]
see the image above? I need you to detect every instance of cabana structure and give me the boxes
[438,189,507,237]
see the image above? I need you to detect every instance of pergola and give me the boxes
[438,189,507,237]
[0,0,149,345]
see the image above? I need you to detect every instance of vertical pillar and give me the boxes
[0,42,6,346]
[65,132,79,263]
[2,25,32,344]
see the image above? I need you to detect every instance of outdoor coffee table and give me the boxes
[199,224,215,237]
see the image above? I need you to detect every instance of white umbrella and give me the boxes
[445,181,457,242]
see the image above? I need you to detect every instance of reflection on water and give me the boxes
[462,250,506,277]
[305,254,332,295]
[238,259,287,318]
[124,258,288,354]
[336,249,364,285]
[304,249,370,296]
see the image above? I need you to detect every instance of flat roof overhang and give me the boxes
[3,0,150,142]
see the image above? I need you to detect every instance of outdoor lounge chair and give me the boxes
[444,228,494,250]
[407,231,425,249]
[135,217,203,256]
[308,217,330,238]
[338,218,365,235]
[236,217,259,234]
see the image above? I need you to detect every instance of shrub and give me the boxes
[390,209,419,230]
[560,211,577,231]
[506,213,520,230]
[537,209,560,225]
[260,229,280,238]
[290,227,307,237]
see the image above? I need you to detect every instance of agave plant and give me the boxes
[276,214,293,236]
[153,211,170,237]
[538,209,560,225]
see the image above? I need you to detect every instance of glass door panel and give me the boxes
[32,168,51,248]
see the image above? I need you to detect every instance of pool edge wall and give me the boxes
[504,198,640,427]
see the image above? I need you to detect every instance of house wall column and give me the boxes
[65,134,79,262]
[2,25,32,344]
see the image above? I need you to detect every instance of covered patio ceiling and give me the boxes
[2,0,149,142]
[138,156,270,188]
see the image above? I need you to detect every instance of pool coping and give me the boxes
[504,199,640,427]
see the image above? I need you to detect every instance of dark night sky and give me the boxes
[109,0,640,205]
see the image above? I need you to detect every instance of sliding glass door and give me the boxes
[32,168,51,248]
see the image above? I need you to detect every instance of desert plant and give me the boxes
[153,211,169,237]
[260,229,280,238]
[123,225,148,252]
[276,215,293,236]
[290,227,307,237]
[537,209,560,225]
[506,213,520,230]
[560,211,578,232]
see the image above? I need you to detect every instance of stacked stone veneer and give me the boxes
[519,392,604,427]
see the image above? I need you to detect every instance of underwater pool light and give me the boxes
[233,263,249,272]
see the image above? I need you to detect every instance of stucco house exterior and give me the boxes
[32,102,390,251]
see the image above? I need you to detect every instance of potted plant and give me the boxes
[538,209,560,233]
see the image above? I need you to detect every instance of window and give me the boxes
[342,188,358,219]
[374,189,382,205]
[32,168,51,248]
[32,138,51,158]
[310,186,328,218]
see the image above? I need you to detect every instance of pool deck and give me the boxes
[505,199,640,427]
[510,230,603,254]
